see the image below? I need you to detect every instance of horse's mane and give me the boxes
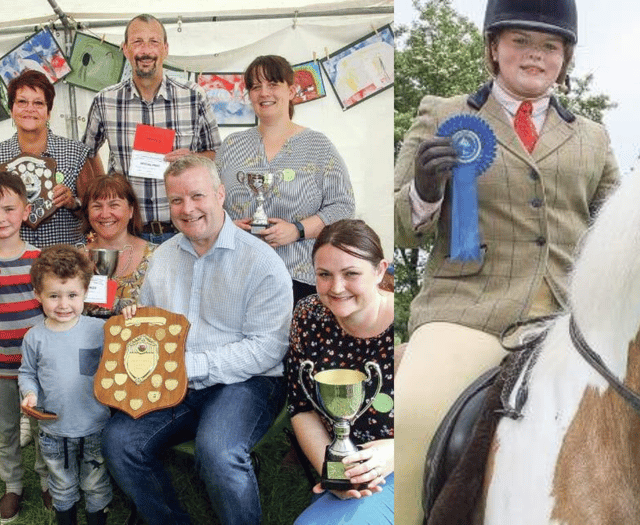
[570,173,640,379]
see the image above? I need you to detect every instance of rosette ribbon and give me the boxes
[437,115,496,261]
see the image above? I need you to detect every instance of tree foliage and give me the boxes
[394,0,617,342]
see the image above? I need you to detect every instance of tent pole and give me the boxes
[0,7,392,35]
[45,0,80,141]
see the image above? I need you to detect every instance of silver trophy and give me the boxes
[299,360,382,490]
[236,171,280,234]
[88,249,119,278]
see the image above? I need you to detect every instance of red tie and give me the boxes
[514,101,538,153]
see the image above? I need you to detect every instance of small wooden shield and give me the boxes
[95,307,190,418]
[0,154,59,228]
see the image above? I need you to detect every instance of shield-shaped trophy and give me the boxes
[0,154,59,228]
[95,307,190,418]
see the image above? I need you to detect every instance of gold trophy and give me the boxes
[299,360,382,490]
[236,170,280,234]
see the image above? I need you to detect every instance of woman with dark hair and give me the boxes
[82,174,156,317]
[284,219,394,524]
[218,55,355,306]
[0,69,99,247]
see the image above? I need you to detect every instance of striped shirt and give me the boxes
[218,127,355,285]
[82,75,221,224]
[139,213,293,388]
[0,243,43,379]
[0,132,89,247]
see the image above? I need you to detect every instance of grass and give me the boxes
[2,423,315,525]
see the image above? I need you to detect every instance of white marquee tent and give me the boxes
[0,0,394,255]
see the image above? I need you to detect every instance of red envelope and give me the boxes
[133,124,176,154]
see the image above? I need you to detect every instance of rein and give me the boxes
[497,316,555,419]
[569,315,640,415]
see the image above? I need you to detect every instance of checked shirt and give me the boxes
[83,75,221,224]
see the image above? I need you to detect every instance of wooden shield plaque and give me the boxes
[95,307,190,418]
[0,154,59,228]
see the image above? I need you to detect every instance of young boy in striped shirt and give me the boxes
[0,172,49,523]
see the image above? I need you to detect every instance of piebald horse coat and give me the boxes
[427,171,640,524]
[482,171,640,524]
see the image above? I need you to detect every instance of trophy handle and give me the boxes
[236,171,246,185]
[298,360,332,421]
[354,361,383,420]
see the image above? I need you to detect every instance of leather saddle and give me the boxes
[423,366,500,521]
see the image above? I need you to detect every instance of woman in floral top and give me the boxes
[285,219,393,524]
[81,175,157,317]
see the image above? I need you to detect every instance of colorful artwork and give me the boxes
[0,82,9,122]
[0,29,71,87]
[197,73,256,127]
[292,61,326,105]
[321,25,394,110]
[65,33,126,92]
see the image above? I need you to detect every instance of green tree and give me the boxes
[394,0,616,342]
[394,0,485,343]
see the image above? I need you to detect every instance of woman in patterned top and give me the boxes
[0,69,99,248]
[218,55,355,307]
[81,175,156,317]
[285,219,394,524]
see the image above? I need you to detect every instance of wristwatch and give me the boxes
[293,221,305,241]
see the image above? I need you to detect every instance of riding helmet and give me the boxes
[484,0,577,44]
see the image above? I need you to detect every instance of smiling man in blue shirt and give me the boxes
[102,155,293,525]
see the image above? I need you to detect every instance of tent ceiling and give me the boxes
[0,0,392,32]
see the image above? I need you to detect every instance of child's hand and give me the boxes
[121,304,137,320]
[21,392,37,409]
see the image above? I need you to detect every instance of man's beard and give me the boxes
[134,55,158,78]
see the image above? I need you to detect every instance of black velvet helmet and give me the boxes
[484,0,577,44]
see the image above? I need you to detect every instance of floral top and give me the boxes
[285,294,394,445]
[85,242,157,317]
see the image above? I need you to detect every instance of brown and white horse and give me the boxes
[480,171,640,524]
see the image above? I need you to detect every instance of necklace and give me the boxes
[116,245,134,277]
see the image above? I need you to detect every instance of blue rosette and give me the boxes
[437,114,496,261]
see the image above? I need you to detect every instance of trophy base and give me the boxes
[320,448,367,491]
[251,224,269,234]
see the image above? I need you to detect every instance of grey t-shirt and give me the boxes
[19,315,110,437]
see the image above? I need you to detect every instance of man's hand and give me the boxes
[414,137,457,203]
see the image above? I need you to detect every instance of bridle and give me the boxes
[569,315,640,414]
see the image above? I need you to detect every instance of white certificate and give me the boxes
[86,275,108,303]
[129,150,170,180]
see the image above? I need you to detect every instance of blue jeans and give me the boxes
[294,473,394,525]
[103,376,285,525]
[39,429,112,513]
[140,231,176,244]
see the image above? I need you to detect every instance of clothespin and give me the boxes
[371,24,379,36]
[177,16,183,33]
[313,51,317,64]
[292,11,298,29]
[324,47,329,60]
[100,34,105,43]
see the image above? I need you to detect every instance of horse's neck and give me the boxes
[551,337,640,524]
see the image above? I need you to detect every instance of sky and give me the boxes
[395,0,640,175]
